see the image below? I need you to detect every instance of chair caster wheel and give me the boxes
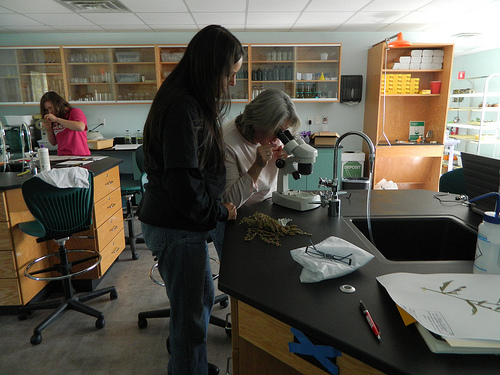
[110,290,118,300]
[138,318,148,329]
[30,333,42,345]
[18,311,31,320]
[166,336,171,354]
[96,316,105,329]
[220,299,229,308]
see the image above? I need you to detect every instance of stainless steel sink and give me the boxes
[346,216,477,262]
[1,161,26,172]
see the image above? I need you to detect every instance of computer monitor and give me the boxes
[461,152,500,214]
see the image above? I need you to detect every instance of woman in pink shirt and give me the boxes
[39,91,90,156]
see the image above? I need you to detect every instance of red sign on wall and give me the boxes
[458,71,465,79]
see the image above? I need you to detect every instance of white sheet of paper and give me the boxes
[376,273,500,341]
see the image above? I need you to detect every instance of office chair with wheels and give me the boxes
[439,167,467,195]
[138,254,231,353]
[121,145,145,260]
[17,168,118,345]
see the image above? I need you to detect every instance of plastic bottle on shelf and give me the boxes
[124,129,131,144]
[135,130,143,144]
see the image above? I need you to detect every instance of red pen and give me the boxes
[360,300,381,341]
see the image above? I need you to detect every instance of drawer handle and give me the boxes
[110,225,118,232]
[112,247,120,254]
[105,180,114,185]
[107,203,116,209]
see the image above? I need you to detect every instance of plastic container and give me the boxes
[471,193,500,274]
[124,130,131,144]
[38,145,51,172]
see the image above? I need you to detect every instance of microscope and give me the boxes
[271,130,321,211]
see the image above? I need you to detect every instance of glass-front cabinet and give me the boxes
[0,43,340,105]
[64,45,156,102]
[0,47,64,103]
[249,44,341,102]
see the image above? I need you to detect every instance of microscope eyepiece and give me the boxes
[276,130,291,144]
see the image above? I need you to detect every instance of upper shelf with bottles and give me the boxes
[0,43,341,105]
[249,44,341,101]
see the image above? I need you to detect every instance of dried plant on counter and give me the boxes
[239,211,311,246]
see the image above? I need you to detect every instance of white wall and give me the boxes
[1,31,498,152]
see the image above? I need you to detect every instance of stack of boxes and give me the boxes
[381,74,420,95]
[391,49,444,70]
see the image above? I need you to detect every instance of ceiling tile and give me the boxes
[137,13,194,25]
[81,12,146,25]
[121,0,187,12]
[27,13,95,26]
[246,12,301,25]
[185,0,246,12]
[1,0,69,13]
[0,13,43,26]
[297,12,354,24]
[362,0,434,11]
[248,0,309,12]
[344,11,407,24]
[193,12,246,26]
[306,0,372,12]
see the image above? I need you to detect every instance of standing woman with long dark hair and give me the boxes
[138,25,242,375]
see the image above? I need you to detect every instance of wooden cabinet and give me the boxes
[1,43,340,105]
[363,42,454,190]
[0,166,125,306]
[0,47,65,103]
[249,44,341,102]
[230,298,385,375]
[49,166,125,279]
[64,45,156,102]
[0,189,50,305]
[157,44,250,102]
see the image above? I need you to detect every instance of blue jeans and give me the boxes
[141,223,214,375]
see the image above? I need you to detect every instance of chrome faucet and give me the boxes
[20,122,36,174]
[0,120,8,172]
[318,131,376,216]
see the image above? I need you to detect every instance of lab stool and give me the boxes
[138,257,231,353]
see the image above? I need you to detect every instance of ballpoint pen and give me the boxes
[359,300,381,341]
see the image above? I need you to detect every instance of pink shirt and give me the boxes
[52,108,90,156]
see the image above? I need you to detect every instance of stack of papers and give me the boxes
[377,273,500,354]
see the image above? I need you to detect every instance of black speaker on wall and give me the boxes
[340,75,363,104]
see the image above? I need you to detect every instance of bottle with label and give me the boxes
[136,130,143,144]
[124,129,131,144]
[38,145,51,172]
[471,192,500,274]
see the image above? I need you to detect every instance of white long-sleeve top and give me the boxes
[222,119,279,208]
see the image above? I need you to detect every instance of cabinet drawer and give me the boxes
[0,250,16,278]
[0,222,13,250]
[0,278,21,305]
[0,191,7,222]
[94,166,121,203]
[96,208,124,249]
[99,228,125,275]
[94,188,122,228]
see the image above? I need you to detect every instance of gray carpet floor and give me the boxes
[0,227,232,375]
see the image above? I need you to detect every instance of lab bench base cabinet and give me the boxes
[230,298,385,375]
[0,166,125,307]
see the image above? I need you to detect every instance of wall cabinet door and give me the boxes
[157,44,249,102]
[249,44,341,102]
[0,47,64,103]
[64,46,156,103]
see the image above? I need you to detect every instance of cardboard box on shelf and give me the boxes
[87,139,114,150]
[310,132,339,146]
